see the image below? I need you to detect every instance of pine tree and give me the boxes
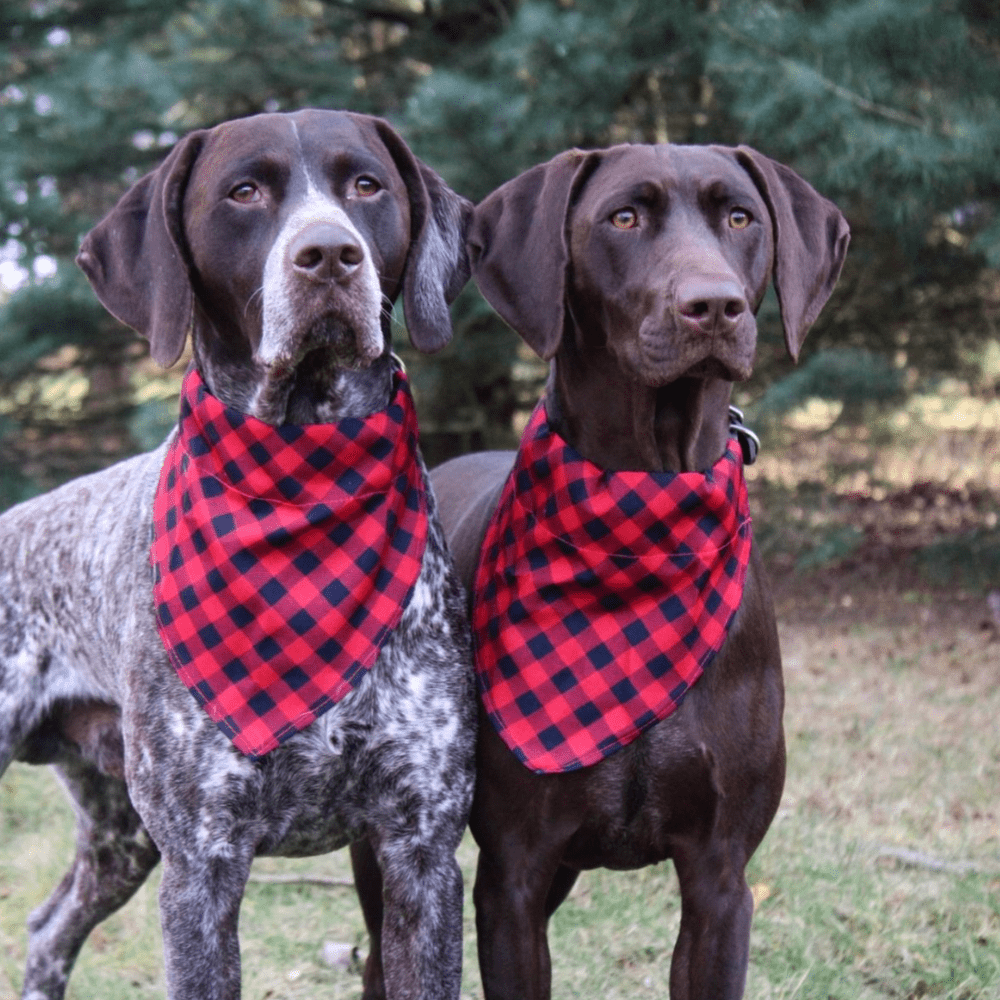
[1,0,998,497]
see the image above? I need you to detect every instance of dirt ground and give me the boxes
[767,557,1000,644]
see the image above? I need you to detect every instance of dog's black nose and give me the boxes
[290,222,365,282]
[676,277,747,335]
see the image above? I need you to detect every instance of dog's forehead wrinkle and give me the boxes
[204,117,298,174]
[589,147,757,211]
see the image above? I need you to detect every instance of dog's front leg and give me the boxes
[367,825,464,1000]
[156,842,254,1000]
[472,847,563,1000]
[668,839,754,1000]
[128,732,257,1000]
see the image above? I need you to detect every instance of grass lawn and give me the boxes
[1,585,997,999]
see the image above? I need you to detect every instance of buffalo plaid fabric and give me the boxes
[472,403,752,774]
[151,367,427,759]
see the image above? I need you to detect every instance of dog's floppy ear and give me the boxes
[468,149,593,361]
[76,132,206,368]
[371,118,472,354]
[732,146,850,362]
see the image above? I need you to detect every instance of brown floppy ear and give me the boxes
[371,117,472,354]
[468,149,594,361]
[76,132,205,369]
[733,145,850,362]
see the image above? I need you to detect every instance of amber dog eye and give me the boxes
[355,176,381,197]
[229,182,261,204]
[611,208,638,230]
[729,208,752,229]
[229,182,261,203]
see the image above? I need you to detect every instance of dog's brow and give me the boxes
[220,156,288,188]
[700,178,755,205]
[594,181,666,216]
[325,151,394,192]
[289,120,388,194]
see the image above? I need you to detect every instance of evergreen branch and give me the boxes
[320,0,425,25]
[318,0,512,30]
[715,20,928,131]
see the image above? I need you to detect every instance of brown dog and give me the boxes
[353,143,847,1000]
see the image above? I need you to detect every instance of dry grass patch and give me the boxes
[740,615,999,999]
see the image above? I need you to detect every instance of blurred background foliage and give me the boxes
[1,0,998,589]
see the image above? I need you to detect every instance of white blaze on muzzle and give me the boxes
[258,172,384,367]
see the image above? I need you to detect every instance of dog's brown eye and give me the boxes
[229,182,261,204]
[611,208,638,230]
[355,176,381,197]
[729,208,752,230]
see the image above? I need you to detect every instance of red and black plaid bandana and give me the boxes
[151,367,427,759]
[472,403,752,774]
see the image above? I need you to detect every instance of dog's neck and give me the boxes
[192,321,395,427]
[545,343,733,474]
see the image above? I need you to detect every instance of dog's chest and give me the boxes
[136,526,474,860]
[196,620,470,858]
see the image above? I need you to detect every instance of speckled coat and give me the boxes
[0,109,476,1000]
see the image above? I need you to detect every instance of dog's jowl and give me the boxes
[0,109,475,1000]
[385,143,848,1000]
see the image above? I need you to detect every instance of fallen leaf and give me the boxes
[750,883,773,910]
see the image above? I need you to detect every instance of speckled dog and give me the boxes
[0,109,475,1000]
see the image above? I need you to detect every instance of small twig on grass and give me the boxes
[875,845,995,876]
[247,873,356,889]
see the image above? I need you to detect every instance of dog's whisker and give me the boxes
[244,286,265,318]
[380,295,409,338]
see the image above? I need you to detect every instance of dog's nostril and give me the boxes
[340,244,364,268]
[294,247,325,271]
[724,298,746,319]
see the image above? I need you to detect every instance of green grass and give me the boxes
[1,612,998,999]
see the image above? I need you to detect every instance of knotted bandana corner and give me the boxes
[472,403,753,774]
[151,367,428,759]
